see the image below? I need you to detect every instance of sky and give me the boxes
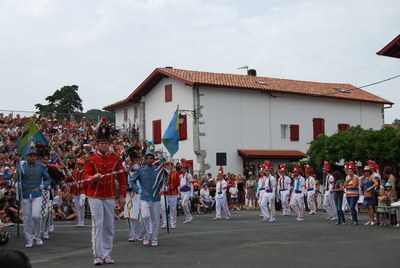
[0,0,399,123]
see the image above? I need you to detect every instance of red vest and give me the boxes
[66,168,86,196]
[83,151,127,199]
[166,170,180,196]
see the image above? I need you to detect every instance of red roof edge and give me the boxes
[377,34,400,58]
[237,149,305,160]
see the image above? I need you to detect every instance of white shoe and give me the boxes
[370,221,375,226]
[161,225,166,229]
[35,238,43,245]
[25,241,33,248]
[296,218,304,221]
[330,217,336,221]
[170,224,176,229]
[364,221,371,225]
[43,232,49,239]
[268,218,275,222]
[213,217,221,220]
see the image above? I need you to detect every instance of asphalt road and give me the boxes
[3,210,400,268]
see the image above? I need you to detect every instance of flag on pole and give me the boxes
[15,118,49,159]
[162,106,180,156]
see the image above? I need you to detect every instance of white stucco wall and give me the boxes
[141,78,196,163]
[114,78,385,176]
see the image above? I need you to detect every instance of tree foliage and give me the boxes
[85,109,115,123]
[35,85,83,114]
[307,126,400,173]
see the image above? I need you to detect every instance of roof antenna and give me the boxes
[238,65,248,74]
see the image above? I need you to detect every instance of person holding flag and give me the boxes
[130,141,168,247]
[19,140,52,248]
[15,118,51,248]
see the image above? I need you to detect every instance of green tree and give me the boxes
[307,126,400,170]
[35,85,83,114]
[85,109,115,123]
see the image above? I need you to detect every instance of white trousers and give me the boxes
[280,190,291,215]
[215,197,230,219]
[292,193,304,219]
[74,194,86,225]
[307,191,316,214]
[161,195,178,226]
[180,191,192,221]
[88,198,115,259]
[140,200,160,243]
[23,196,42,243]
[127,218,143,240]
[323,192,337,218]
[260,192,275,220]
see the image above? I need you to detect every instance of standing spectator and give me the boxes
[344,162,360,225]
[237,175,245,210]
[331,171,345,225]
[229,181,239,211]
[361,165,379,226]
[245,172,256,210]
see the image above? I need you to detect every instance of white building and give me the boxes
[104,67,393,176]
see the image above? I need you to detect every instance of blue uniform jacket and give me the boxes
[21,162,51,199]
[130,165,167,202]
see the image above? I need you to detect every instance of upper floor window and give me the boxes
[165,84,172,102]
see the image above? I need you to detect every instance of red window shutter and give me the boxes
[179,114,188,141]
[312,118,325,140]
[290,124,299,141]
[338,124,350,132]
[152,120,162,144]
[165,84,172,102]
[124,108,128,122]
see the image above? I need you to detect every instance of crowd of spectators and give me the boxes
[0,112,399,230]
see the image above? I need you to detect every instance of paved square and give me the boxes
[3,210,400,268]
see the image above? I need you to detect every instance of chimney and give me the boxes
[247,69,257,76]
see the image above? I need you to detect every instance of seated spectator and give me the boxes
[6,197,22,224]
[200,183,215,212]
[0,198,14,226]
[56,197,76,221]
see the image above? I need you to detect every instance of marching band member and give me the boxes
[83,118,126,265]
[291,165,306,221]
[20,141,51,248]
[161,161,180,229]
[305,165,317,215]
[124,148,144,242]
[277,164,292,216]
[322,161,337,221]
[214,167,231,220]
[179,162,193,224]
[260,161,276,222]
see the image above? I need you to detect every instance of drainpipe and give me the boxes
[139,98,146,144]
[192,86,206,177]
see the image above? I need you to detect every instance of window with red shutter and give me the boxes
[179,114,188,140]
[338,124,350,132]
[152,120,162,144]
[312,118,325,140]
[165,84,172,102]
[290,124,299,141]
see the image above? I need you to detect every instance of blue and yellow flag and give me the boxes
[162,107,180,156]
[15,118,49,159]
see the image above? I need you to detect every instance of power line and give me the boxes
[358,74,400,89]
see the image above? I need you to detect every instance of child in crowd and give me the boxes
[377,188,388,226]
[229,182,239,210]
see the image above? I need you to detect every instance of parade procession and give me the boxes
[1,113,400,266]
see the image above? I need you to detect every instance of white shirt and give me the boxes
[215,180,227,199]
[277,175,292,191]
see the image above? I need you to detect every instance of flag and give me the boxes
[162,107,180,156]
[15,118,49,159]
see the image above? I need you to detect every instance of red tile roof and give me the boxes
[237,149,305,160]
[377,34,400,59]
[104,67,392,110]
